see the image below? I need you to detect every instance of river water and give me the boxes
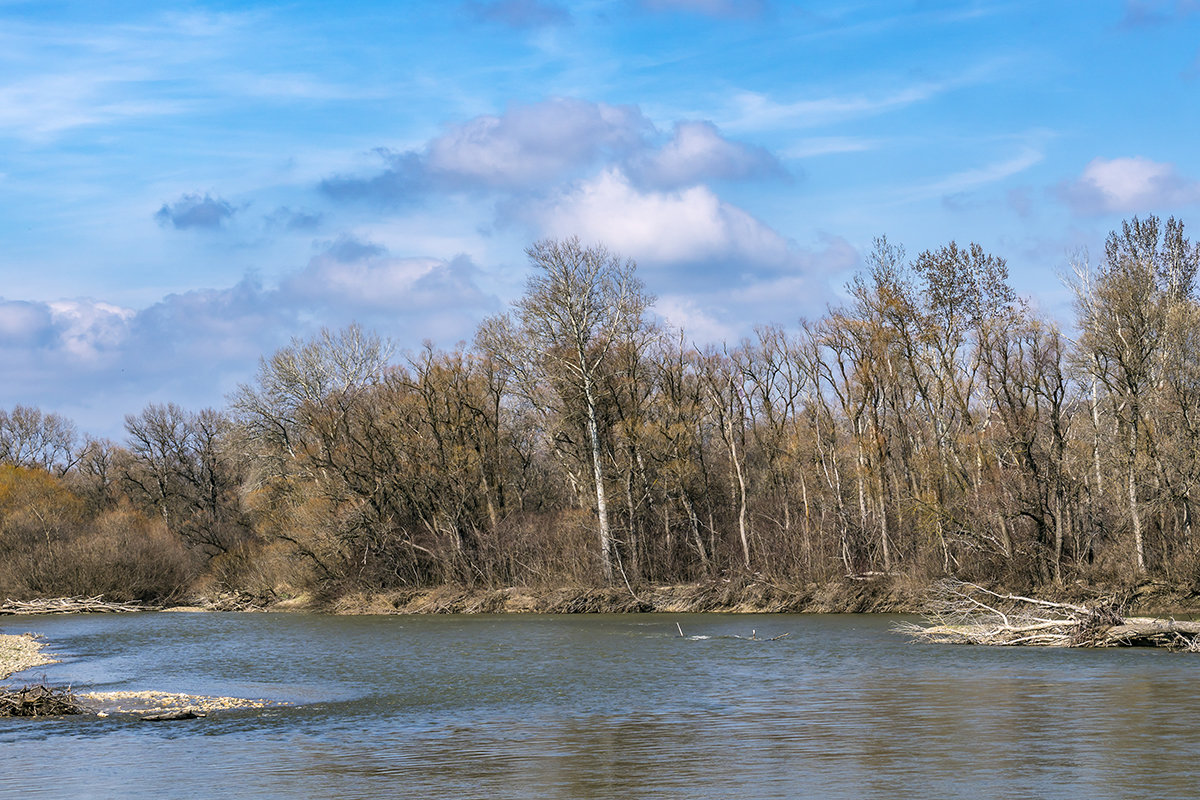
[2,612,1198,799]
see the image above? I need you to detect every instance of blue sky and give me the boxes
[2,0,1200,436]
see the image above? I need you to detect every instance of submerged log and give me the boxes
[141,709,205,722]
[897,580,1200,651]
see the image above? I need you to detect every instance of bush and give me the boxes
[0,509,199,604]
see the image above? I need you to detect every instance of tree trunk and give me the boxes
[1129,410,1146,573]
[583,375,614,585]
[727,413,751,570]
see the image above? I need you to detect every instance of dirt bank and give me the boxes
[0,633,58,681]
[324,576,926,615]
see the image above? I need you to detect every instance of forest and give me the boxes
[2,216,1199,606]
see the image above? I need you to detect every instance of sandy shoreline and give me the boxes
[0,633,58,681]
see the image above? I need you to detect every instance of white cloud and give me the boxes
[46,300,134,361]
[1056,156,1200,215]
[533,168,791,265]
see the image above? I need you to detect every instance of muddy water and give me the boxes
[2,612,1197,799]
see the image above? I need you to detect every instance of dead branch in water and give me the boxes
[0,684,89,717]
[1,596,150,615]
[897,579,1200,651]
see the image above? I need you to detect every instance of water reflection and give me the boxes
[2,613,1199,799]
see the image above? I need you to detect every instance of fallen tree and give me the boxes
[897,579,1200,650]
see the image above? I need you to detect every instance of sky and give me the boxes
[2,0,1200,438]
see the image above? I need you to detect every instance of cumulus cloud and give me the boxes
[625,120,783,189]
[319,98,780,205]
[154,192,238,230]
[319,150,428,207]
[1055,157,1200,215]
[281,236,491,313]
[425,98,647,188]
[0,300,54,344]
[46,300,134,361]
[464,0,571,27]
[530,168,791,267]
[0,239,500,437]
[322,99,650,204]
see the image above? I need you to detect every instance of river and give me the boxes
[2,612,1197,799]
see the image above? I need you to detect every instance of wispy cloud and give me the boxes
[0,9,378,142]
[721,60,1005,133]
[782,136,880,159]
[908,146,1044,201]
[0,71,188,140]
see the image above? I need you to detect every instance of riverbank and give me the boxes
[0,633,57,681]
[11,575,1200,620]
[322,576,1200,617]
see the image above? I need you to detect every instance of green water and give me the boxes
[2,612,1197,799]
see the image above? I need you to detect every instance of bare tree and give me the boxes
[1073,216,1200,573]
[0,405,78,475]
[231,323,394,465]
[480,237,653,585]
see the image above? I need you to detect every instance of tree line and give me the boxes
[2,217,1198,603]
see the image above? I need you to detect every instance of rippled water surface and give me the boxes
[3,612,1199,799]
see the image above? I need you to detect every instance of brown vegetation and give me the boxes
[2,220,1200,608]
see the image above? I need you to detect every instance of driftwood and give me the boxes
[0,684,89,717]
[141,709,205,722]
[1,596,149,615]
[897,579,1200,651]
